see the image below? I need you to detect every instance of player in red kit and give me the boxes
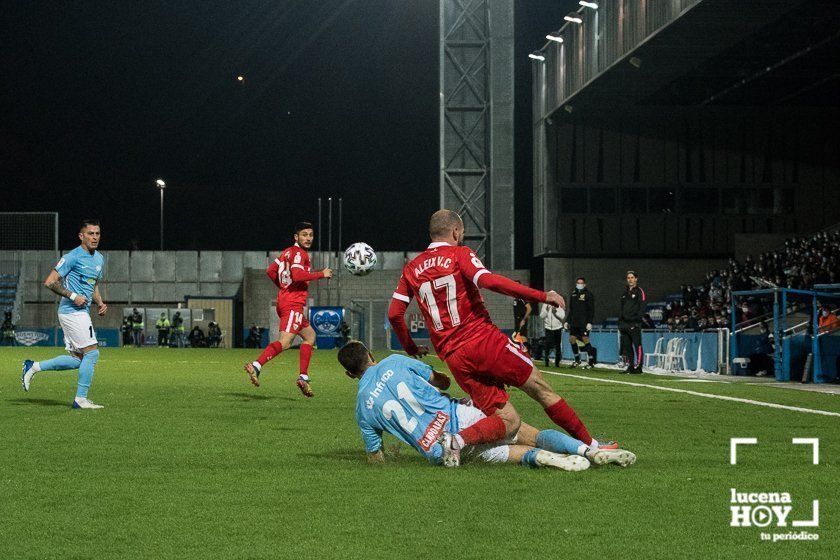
[245,221,332,397]
[388,210,615,466]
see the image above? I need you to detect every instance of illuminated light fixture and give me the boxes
[546,31,564,43]
[579,1,599,9]
[529,51,546,61]
[155,179,166,189]
[236,75,245,82]
[564,12,583,24]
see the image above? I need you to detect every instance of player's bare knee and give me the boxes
[522,372,560,407]
[495,405,521,438]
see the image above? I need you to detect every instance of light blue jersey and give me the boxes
[356,354,460,463]
[55,246,104,315]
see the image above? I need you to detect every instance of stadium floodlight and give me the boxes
[155,179,166,250]
[546,31,564,43]
[564,12,583,24]
[579,1,599,9]
[529,51,546,61]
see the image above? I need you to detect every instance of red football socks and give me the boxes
[256,341,284,366]
[458,414,507,446]
[299,343,313,375]
[545,399,593,445]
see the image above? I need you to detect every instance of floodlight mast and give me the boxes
[156,179,166,250]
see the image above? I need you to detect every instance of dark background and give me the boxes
[1,1,574,265]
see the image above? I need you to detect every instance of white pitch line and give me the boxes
[540,370,840,418]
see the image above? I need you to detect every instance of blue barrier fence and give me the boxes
[390,328,723,373]
[10,328,121,348]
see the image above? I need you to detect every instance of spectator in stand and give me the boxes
[663,230,840,332]
[188,325,206,348]
[208,321,222,347]
[819,307,840,334]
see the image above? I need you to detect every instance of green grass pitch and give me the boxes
[1,347,837,559]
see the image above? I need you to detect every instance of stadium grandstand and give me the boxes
[531,0,840,381]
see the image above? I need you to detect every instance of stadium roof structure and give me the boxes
[535,0,840,120]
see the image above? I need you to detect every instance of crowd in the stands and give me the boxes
[663,230,840,332]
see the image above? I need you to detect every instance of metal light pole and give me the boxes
[156,179,166,250]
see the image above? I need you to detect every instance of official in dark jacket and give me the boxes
[565,277,597,368]
[619,270,646,374]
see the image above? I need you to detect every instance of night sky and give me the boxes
[2,1,573,265]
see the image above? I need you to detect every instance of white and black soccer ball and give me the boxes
[343,242,377,276]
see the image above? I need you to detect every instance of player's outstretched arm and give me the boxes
[477,273,547,304]
[456,247,557,306]
[290,266,329,283]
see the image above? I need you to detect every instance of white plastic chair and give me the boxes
[644,337,666,369]
[661,338,680,371]
[670,338,689,372]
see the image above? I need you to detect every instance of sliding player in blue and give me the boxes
[21,219,108,409]
[338,341,635,469]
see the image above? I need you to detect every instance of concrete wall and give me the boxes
[243,266,531,334]
[6,249,420,308]
[544,257,727,321]
[8,247,531,338]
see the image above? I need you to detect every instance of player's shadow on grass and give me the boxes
[8,398,67,407]
[301,448,418,465]
[224,392,296,402]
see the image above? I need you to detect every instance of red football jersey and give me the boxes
[271,244,315,308]
[394,242,495,358]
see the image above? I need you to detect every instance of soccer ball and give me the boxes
[343,242,377,276]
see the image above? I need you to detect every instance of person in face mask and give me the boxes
[818,307,840,334]
[565,277,597,368]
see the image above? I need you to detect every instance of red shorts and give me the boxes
[276,304,309,335]
[444,328,534,414]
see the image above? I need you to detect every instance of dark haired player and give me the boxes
[244,221,332,397]
[388,210,616,466]
[21,219,107,409]
[338,341,635,469]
